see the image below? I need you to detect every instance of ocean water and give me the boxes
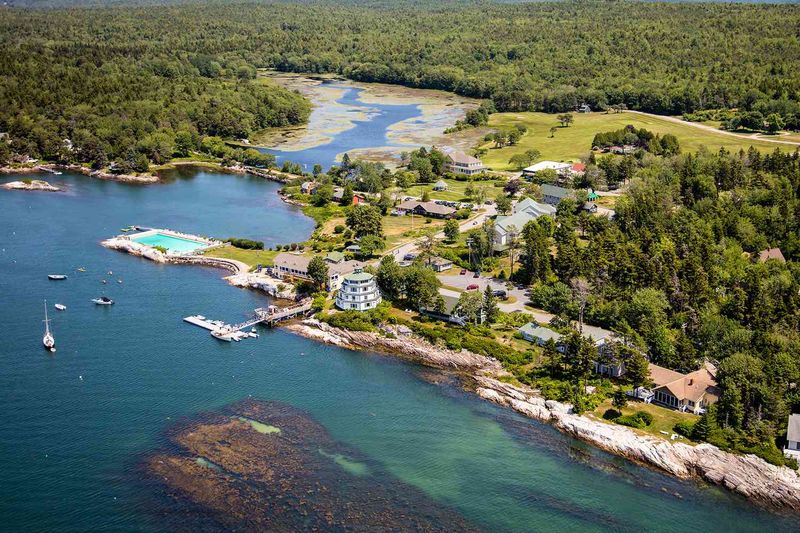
[0,83,796,531]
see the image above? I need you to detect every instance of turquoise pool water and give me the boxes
[132,232,208,253]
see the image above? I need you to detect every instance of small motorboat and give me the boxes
[101,279,107,284]
[108,271,113,275]
[54,304,66,311]
[117,279,123,284]
[211,330,233,342]
[42,300,55,352]
[48,274,67,280]
[92,297,114,306]
[77,267,86,272]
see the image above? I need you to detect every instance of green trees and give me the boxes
[443,219,460,242]
[311,184,333,207]
[495,195,512,215]
[307,256,329,290]
[3,1,800,163]
[402,264,442,310]
[482,285,499,324]
[357,234,386,257]
[376,255,403,300]
[345,204,383,237]
[557,113,574,127]
[517,218,552,285]
[375,258,441,310]
[455,291,484,325]
[509,149,541,171]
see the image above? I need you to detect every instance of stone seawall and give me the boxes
[285,318,800,513]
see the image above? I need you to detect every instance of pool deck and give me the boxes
[101,227,224,263]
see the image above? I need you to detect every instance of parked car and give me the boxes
[473,271,480,278]
[403,253,417,261]
[460,269,467,275]
[492,289,507,299]
[466,284,479,291]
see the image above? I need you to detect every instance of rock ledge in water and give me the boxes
[144,399,476,531]
[1,179,61,192]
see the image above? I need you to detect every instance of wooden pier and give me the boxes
[183,300,312,341]
[255,300,313,326]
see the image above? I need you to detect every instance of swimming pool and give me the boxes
[131,232,209,253]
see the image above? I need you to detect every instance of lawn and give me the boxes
[480,111,787,171]
[395,178,505,202]
[203,245,279,269]
[382,214,447,247]
[590,398,698,440]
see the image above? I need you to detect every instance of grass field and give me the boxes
[204,245,278,268]
[382,214,446,247]
[589,398,697,440]
[480,111,789,171]
[394,178,505,202]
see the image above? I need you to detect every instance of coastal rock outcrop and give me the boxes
[226,270,297,300]
[1,179,61,192]
[287,318,800,512]
[474,375,800,512]
[101,237,168,262]
[285,319,504,373]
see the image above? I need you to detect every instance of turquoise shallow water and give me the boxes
[0,83,797,531]
[130,232,208,253]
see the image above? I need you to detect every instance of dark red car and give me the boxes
[466,284,479,291]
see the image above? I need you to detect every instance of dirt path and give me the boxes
[629,111,800,148]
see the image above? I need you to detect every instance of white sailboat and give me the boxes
[42,300,55,352]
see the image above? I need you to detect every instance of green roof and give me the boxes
[325,251,345,263]
[345,270,374,282]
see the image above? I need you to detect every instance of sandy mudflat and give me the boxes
[257,71,487,158]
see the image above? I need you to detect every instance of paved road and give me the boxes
[437,273,554,321]
[629,110,800,148]
[387,203,497,261]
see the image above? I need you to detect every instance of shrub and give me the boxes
[226,237,264,250]
[334,224,345,234]
[615,411,653,429]
[603,408,621,420]
[673,420,695,438]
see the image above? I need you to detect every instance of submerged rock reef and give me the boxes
[287,318,800,513]
[144,400,476,531]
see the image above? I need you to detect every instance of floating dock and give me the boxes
[184,314,257,342]
[183,300,312,343]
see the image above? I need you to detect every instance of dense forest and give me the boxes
[507,146,800,461]
[2,0,800,168]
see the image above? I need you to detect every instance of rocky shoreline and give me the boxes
[1,179,61,192]
[285,318,800,513]
[1,161,306,186]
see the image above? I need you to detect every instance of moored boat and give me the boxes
[48,274,67,280]
[54,303,66,311]
[211,330,233,342]
[92,296,114,305]
[77,267,86,272]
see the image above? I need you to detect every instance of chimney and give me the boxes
[687,379,693,386]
